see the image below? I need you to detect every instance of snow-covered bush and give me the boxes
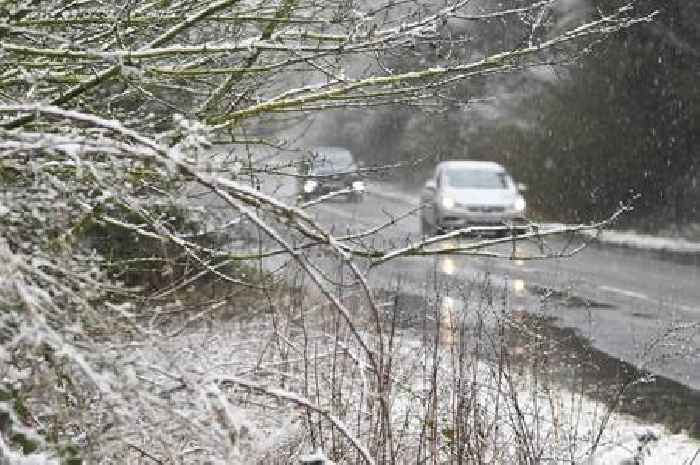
[0,0,657,463]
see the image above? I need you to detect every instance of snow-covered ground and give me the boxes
[126,316,700,465]
[579,228,700,255]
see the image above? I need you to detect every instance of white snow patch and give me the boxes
[585,229,700,254]
[130,317,700,465]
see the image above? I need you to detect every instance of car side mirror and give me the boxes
[424,179,437,190]
[516,182,528,192]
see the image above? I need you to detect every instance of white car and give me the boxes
[419,160,527,236]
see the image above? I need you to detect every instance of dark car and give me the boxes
[298,146,365,202]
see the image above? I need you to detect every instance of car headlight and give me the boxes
[351,180,365,192]
[442,196,455,209]
[513,197,526,212]
[303,180,318,193]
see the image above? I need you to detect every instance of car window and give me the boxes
[445,169,509,189]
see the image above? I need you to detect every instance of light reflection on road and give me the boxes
[512,279,526,294]
[440,256,456,275]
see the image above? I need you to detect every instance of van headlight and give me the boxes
[351,180,365,192]
[442,196,455,209]
[513,197,526,212]
[303,180,318,193]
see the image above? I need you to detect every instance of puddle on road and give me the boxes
[510,314,700,437]
[375,287,700,437]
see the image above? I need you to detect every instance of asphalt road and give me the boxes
[194,145,699,390]
[306,185,700,390]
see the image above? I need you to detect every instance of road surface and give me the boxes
[304,185,700,390]
[194,146,699,391]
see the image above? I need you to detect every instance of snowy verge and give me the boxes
[125,314,700,465]
[541,223,700,255]
[582,228,700,255]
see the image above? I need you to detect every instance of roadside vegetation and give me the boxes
[329,1,700,234]
[3,0,695,464]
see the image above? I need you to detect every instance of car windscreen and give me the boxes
[444,169,510,189]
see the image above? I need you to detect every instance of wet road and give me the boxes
[195,145,699,391]
[307,186,700,390]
